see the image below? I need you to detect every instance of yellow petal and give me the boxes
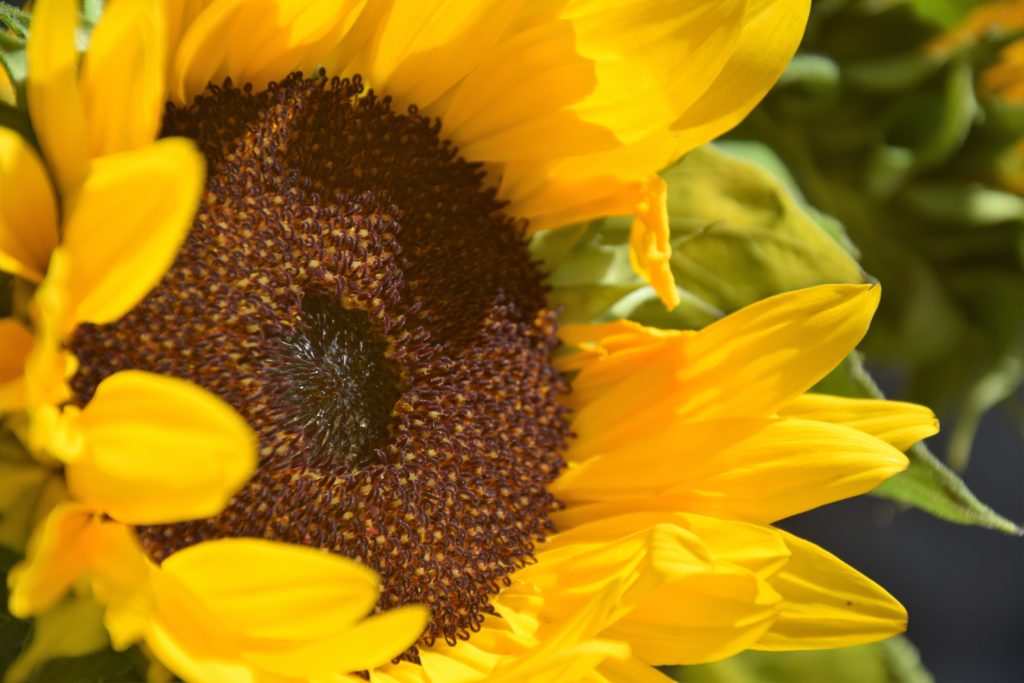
[526,512,779,666]
[8,503,98,617]
[490,575,634,683]
[80,0,168,156]
[667,0,810,152]
[0,127,59,283]
[65,370,256,525]
[755,531,908,650]
[0,318,32,411]
[62,137,205,329]
[568,284,880,453]
[680,284,880,420]
[779,393,939,452]
[242,605,429,678]
[24,249,77,416]
[604,566,779,665]
[594,657,678,683]
[443,0,746,162]
[158,537,380,641]
[499,129,686,232]
[680,514,791,581]
[352,0,525,112]
[553,418,907,523]
[26,0,90,196]
[171,0,363,104]
[488,638,631,683]
[86,522,153,650]
[165,0,210,59]
[151,539,428,680]
[628,175,678,309]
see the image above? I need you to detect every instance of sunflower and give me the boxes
[0,0,940,681]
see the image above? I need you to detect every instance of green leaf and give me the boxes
[668,637,931,683]
[656,145,865,316]
[816,353,1023,535]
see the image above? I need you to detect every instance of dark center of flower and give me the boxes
[68,72,570,649]
[267,295,403,472]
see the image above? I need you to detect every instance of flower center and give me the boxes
[68,72,570,647]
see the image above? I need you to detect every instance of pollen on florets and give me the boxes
[68,72,570,650]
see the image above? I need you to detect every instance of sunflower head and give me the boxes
[0,1,945,681]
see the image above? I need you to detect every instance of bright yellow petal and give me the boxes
[350,0,524,112]
[79,0,168,156]
[7,503,98,617]
[0,318,32,411]
[661,514,792,585]
[62,137,205,329]
[754,531,908,650]
[487,638,630,683]
[680,286,878,419]
[151,538,428,680]
[523,512,780,666]
[489,576,634,683]
[26,0,90,196]
[628,175,679,309]
[0,127,59,283]
[552,418,907,523]
[779,393,939,452]
[158,537,381,641]
[171,0,364,104]
[24,249,77,417]
[242,605,430,678]
[64,370,256,525]
[604,566,779,665]
[88,523,154,651]
[568,284,880,454]
[442,0,746,162]
[594,657,678,683]
[494,0,807,233]
[667,0,810,152]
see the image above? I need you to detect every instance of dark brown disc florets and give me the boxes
[68,72,570,648]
